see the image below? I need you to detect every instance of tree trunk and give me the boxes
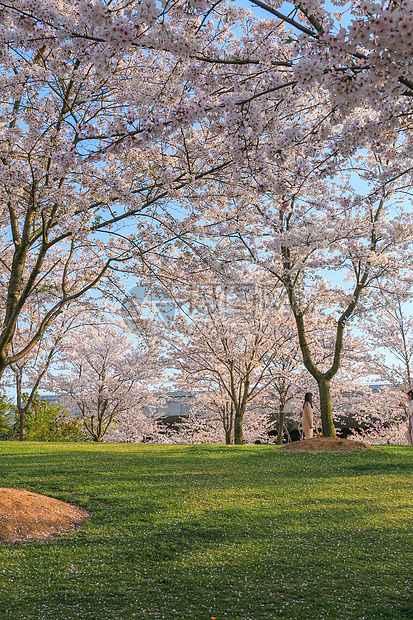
[234,411,243,445]
[19,407,26,442]
[318,377,336,437]
[276,399,286,445]
[222,402,233,444]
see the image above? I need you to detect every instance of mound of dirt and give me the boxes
[0,488,89,544]
[282,436,373,452]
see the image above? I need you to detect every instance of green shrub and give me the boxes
[0,394,14,439]
[10,394,86,442]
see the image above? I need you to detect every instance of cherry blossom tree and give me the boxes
[48,323,157,442]
[202,146,413,436]
[3,0,413,192]
[334,277,413,444]
[187,388,237,445]
[4,0,412,116]
[265,315,311,444]
[0,0,356,209]
[3,299,99,440]
[362,279,413,390]
[333,382,408,445]
[150,274,303,444]
[174,383,274,445]
[173,394,273,445]
[3,0,413,440]
[0,0,250,381]
[103,394,165,443]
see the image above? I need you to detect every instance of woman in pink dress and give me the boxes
[302,392,316,440]
[399,389,413,446]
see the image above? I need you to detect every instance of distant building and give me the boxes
[144,392,201,428]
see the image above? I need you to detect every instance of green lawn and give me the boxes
[0,443,412,620]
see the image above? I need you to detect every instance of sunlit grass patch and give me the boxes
[0,442,412,619]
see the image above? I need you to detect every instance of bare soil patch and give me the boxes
[281,436,373,452]
[0,488,89,544]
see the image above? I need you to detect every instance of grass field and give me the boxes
[0,442,412,620]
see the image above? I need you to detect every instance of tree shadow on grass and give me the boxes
[0,503,411,620]
[0,442,412,619]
